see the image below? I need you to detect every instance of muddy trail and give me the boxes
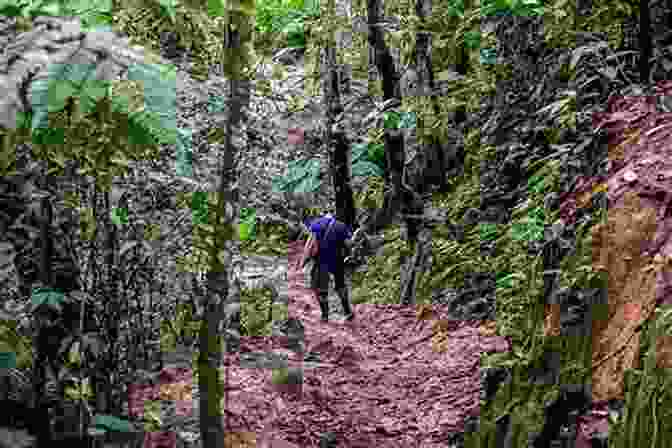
[144,240,509,448]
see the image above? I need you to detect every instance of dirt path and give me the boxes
[205,242,510,446]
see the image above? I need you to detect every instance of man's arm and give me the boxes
[300,233,317,268]
[344,228,361,249]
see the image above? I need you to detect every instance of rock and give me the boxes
[462,207,481,226]
[532,384,591,448]
[318,431,337,448]
[272,47,305,66]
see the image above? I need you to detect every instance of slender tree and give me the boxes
[321,0,357,228]
[197,2,254,446]
[639,0,651,86]
[363,0,405,236]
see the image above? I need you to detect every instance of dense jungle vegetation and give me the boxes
[0,0,671,446]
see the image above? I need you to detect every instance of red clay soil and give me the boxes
[562,80,672,447]
[208,240,510,447]
[563,81,672,308]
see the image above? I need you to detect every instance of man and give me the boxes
[300,211,355,321]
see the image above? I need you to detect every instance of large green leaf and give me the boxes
[78,80,109,117]
[383,111,400,129]
[122,63,177,145]
[480,48,497,64]
[31,287,66,313]
[398,112,416,129]
[157,0,178,24]
[176,128,194,177]
[292,172,321,192]
[366,143,385,169]
[272,158,321,193]
[0,0,23,16]
[352,160,384,177]
[351,142,369,164]
[0,351,17,368]
[95,414,134,432]
[192,191,209,225]
[61,0,114,30]
[239,207,257,241]
[464,31,481,50]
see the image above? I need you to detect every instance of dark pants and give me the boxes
[310,261,346,297]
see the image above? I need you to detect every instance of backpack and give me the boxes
[303,217,335,261]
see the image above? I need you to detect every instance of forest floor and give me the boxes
[137,240,511,448]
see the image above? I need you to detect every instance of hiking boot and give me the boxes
[337,287,354,321]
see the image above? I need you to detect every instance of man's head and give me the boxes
[323,206,335,218]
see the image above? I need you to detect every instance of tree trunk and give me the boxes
[359,0,408,237]
[366,129,405,236]
[639,0,650,86]
[199,17,252,448]
[320,0,357,229]
[414,0,448,193]
[331,132,357,229]
[0,157,81,446]
[399,223,432,305]
[367,0,399,100]
[419,0,468,192]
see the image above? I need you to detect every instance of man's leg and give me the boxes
[312,262,330,321]
[318,294,330,321]
[334,266,354,320]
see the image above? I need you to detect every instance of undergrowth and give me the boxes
[239,221,289,257]
[240,286,288,337]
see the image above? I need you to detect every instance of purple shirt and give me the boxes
[308,215,353,273]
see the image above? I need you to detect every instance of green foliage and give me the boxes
[271,158,322,193]
[238,207,257,241]
[64,377,94,401]
[31,287,66,312]
[463,31,481,50]
[176,128,194,177]
[480,0,544,16]
[17,58,175,187]
[191,191,209,225]
[608,305,672,447]
[366,143,384,168]
[353,175,384,211]
[240,287,286,336]
[0,0,115,30]
[480,47,497,64]
[110,207,129,226]
[94,414,134,432]
[0,320,32,369]
[479,223,501,241]
[382,111,416,130]
[155,0,179,24]
[445,0,464,17]
[112,0,239,81]
[352,160,384,178]
[254,0,319,48]
[510,206,545,242]
[0,351,16,368]
[350,141,391,178]
[160,305,200,351]
[239,220,288,256]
